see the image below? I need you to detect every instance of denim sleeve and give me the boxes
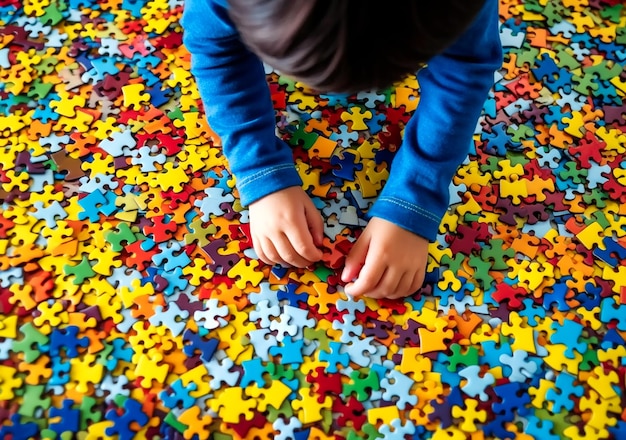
[182,0,302,206]
[367,0,503,241]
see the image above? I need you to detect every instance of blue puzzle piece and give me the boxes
[49,400,80,436]
[240,358,266,388]
[458,365,495,401]
[544,105,572,129]
[574,282,603,311]
[319,92,350,106]
[493,382,531,417]
[152,242,191,272]
[161,266,189,296]
[550,319,587,358]
[49,358,71,386]
[49,326,89,357]
[121,0,144,17]
[182,329,219,363]
[105,398,149,440]
[33,102,60,122]
[374,147,395,166]
[482,417,516,440]
[594,237,626,267]
[364,111,386,134]
[294,427,311,440]
[148,86,171,108]
[276,281,308,306]
[480,340,513,369]
[432,356,461,388]
[600,297,626,331]
[268,336,304,366]
[330,151,363,181]
[0,414,39,440]
[524,415,560,440]
[545,372,584,412]
[77,190,107,222]
[160,379,198,410]
[601,328,625,350]
[518,298,546,326]
[319,341,350,374]
[542,281,570,311]
[609,420,626,440]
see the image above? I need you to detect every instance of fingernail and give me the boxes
[345,284,357,297]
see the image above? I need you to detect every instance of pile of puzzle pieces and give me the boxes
[1,0,626,438]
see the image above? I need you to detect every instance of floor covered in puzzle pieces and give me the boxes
[1,0,626,438]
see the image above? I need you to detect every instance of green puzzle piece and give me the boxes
[343,369,380,402]
[13,323,49,363]
[482,239,516,271]
[63,255,96,285]
[104,222,138,252]
[80,396,102,429]
[447,344,480,372]
[18,385,51,418]
[266,398,294,422]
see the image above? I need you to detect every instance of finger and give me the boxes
[388,271,415,299]
[259,237,287,267]
[410,270,426,295]
[366,267,403,299]
[305,204,324,247]
[272,233,316,268]
[345,256,386,297]
[287,224,323,264]
[251,234,271,265]
[342,234,370,283]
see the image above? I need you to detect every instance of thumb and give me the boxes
[341,233,369,283]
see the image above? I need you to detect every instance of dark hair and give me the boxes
[227,0,487,93]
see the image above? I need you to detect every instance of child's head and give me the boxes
[228,0,486,93]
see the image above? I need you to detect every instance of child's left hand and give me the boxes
[341,217,428,299]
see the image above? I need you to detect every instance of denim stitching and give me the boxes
[377,196,440,223]
[238,164,294,188]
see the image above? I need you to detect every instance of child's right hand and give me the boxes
[248,186,324,268]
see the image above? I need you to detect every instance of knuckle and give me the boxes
[253,247,268,263]
[265,250,280,263]
[289,238,308,252]
[359,271,379,286]
[302,248,319,261]
[397,288,411,299]
[413,275,426,291]
[368,291,386,299]
[284,254,307,268]
[276,211,300,224]
[281,249,299,262]
[380,288,394,298]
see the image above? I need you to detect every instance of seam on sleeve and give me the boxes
[237,163,295,189]
[377,196,441,223]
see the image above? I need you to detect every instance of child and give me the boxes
[182,0,502,299]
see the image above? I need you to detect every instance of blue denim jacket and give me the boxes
[182,0,502,241]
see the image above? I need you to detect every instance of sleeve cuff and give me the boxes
[237,163,303,206]
[366,196,443,242]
